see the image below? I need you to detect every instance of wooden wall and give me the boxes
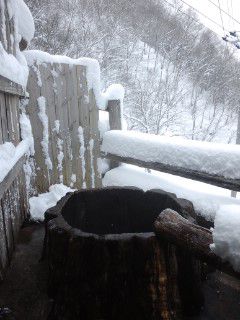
[0,86,28,280]
[26,62,102,193]
[0,1,28,279]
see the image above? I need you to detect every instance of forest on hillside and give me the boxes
[25,0,240,143]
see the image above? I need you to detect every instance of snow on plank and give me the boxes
[101,130,240,191]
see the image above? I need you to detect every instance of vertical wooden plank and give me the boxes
[0,204,8,279]
[39,63,58,186]
[53,63,71,186]
[0,93,9,143]
[107,99,122,170]
[76,65,91,188]
[1,192,14,262]
[65,64,81,188]
[5,95,20,144]
[26,64,49,193]
[4,0,11,53]
[107,99,122,130]
[89,88,102,188]
[8,180,20,242]
[62,64,73,186]
[0,93,4,144]
[0,0,7,51]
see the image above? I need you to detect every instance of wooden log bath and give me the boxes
[44,187,205,320]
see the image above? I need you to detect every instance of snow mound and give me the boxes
[0,0,34,86]
[99,111,110,138]
[103,84,125,102]
[102,130,240,180]
[0,43,29,86]
[10,0,35,43]
[211,205,240,272]
[0,140,30,183]
[29,184,75,220]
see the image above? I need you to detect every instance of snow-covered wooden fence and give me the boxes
[102,130,240,191]
[26,62,102,193]
[0,0,29,280]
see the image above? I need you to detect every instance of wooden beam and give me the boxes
[154,209,240,280]
[0,155,26,200]
[102,152,240,191]
[107,99,122,131]
[0,75,26,97]
[106,100,122,169]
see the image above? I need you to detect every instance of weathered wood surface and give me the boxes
[0,155,26,200]
[26,62,102,193]
[0,92,28,280]
[0,0,28,281]
[107,100,122,169]
[0,91,28,280]
[154,209,240,279]
[0,75,25,97]
[107,99,122,131]
[102,152,240,191]
[45,188,207,319]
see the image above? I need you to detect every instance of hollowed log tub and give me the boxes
[45,187,203,320]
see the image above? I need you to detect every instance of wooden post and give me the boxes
[107,99,122,169]
[231,106,240,197]
[107,99,122,130]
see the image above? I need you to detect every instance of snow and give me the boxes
[0,140,30,183]
[98,111,110,138]
[24,50,125,110]
[19,111,34,156]
[89,139,95,188]
[9,0,35,43]
[0,0,34,86]
[54,120,64,183]
[78,126,86,189]
[211,205,240,272]
[0,42,29,86]
[37,96,52,171]
[19,98,35,195]
[0,97,33,184]
[103,164,240,221]
[24,51,105,108]
[102,84,125,102]
[29,184,74,220]
[97,158,109,175]
[102,130,240,180]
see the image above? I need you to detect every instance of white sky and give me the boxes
[183,0,240,36]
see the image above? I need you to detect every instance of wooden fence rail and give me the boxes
[102,152,240,191]
[102,121,240,191]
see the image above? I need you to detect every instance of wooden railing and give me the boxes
[103,102,240,192]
